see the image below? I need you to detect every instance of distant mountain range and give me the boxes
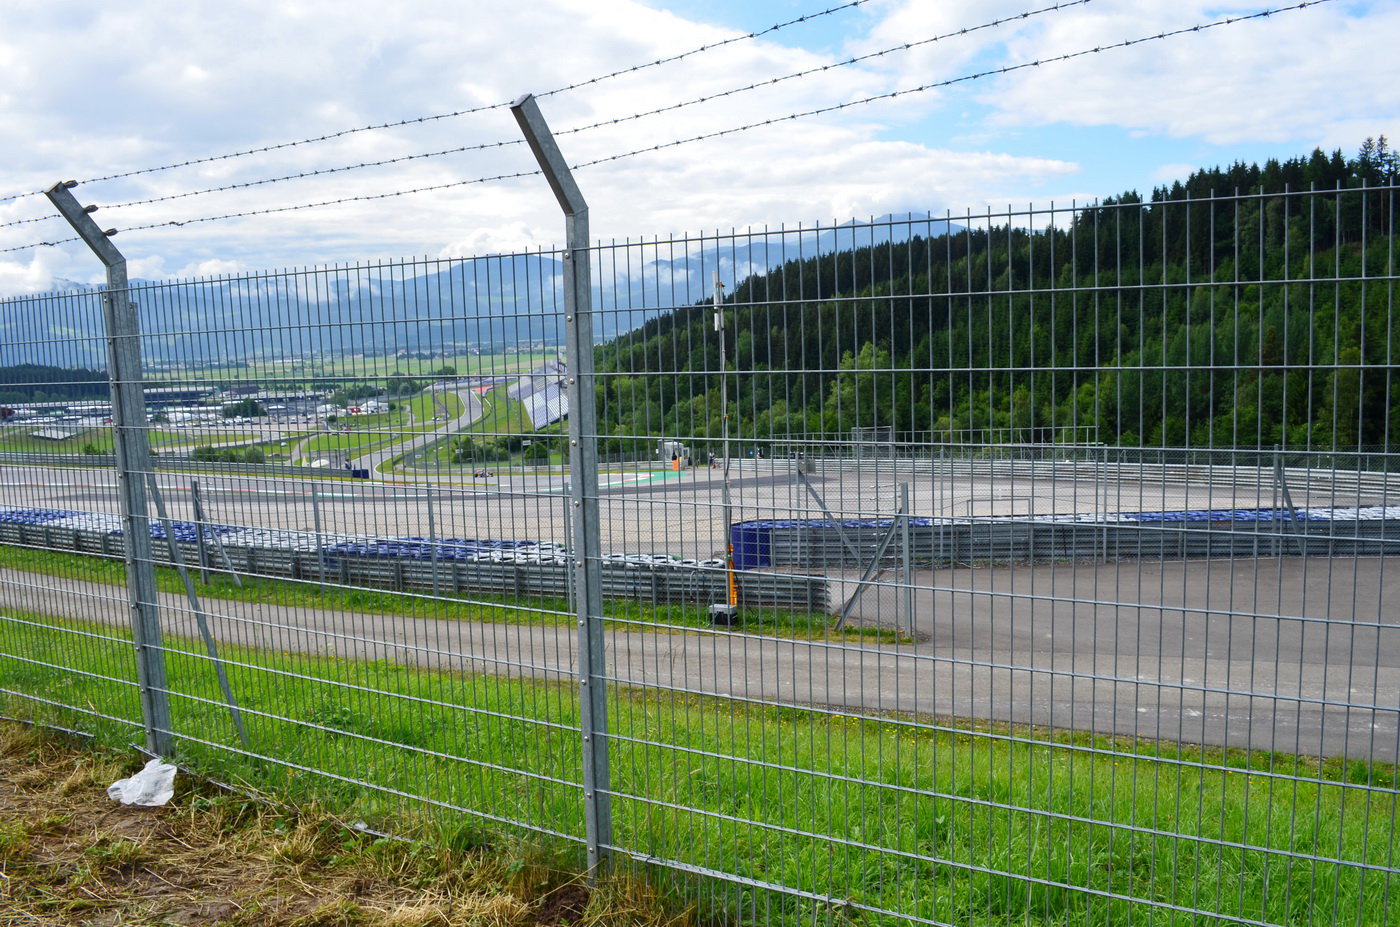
[0,214,963,369]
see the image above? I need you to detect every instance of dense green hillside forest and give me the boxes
[596,141,1399,456]
[0,364,108,404]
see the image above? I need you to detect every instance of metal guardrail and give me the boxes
[749,514,1400,568]
[0,521,825,612]
[0,451,119,468]
[0,451,321,478]
[626,455,1400,502]
[798,456,1400,496]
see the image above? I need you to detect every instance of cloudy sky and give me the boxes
[0,0,1394,294]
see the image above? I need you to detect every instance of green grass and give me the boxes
[185,430,265,445]
[146,350,555,388]
[300,392,473,466]
[296,407,458,465]
[0,427,195,454]
[409,396,561,471]
[460,395,532,437]
[4,383,485,470]
[0,606,1392,927]
[0,425,314,458]
[405,390,464,423]
[296,430,397,461]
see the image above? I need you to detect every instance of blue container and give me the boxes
[731,521,771,569]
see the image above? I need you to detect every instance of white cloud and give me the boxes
[979,1,1400,146]
[0,247,90,294]
[125,254,167,281]
[0,0,938,288]
[173,258,242,279]
[1152,163,1198,183]
[0,0,1392,296]
[439,222,553,259]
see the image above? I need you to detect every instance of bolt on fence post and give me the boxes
[511,93,612,875]
[45,182,172,757]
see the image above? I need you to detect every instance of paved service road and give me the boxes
[850,557,1400,761]
[3,456,1379,560]
[4,556,1395,761]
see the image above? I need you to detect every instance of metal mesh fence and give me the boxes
[1,183,1398,924]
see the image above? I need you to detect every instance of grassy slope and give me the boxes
[202,350,554,385]
[0,720,637,925]
[0,427,204,454]
[0,599,1392,926]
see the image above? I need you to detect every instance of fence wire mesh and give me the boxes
[1,183,1397,925]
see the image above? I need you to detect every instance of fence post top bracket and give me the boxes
[45,181,124,269]
[510,93,587,219]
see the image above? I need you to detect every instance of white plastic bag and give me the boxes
[107,757,178,807]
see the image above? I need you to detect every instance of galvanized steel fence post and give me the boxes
[900,482,913,637]
[311,484,326,583]
[715,273,738,614]
[45,181,172,756]
[511,93,612,874]
[426,486,439,597]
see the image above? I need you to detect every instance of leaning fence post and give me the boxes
[426,486,439,597]
[146,474,249,747]
[45,182,172,757]
[311,483,326,583]
[192,479,211,584]
[511,93,612,875]
[900,483,913,638]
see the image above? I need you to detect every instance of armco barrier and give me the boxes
[0,452,351,479]
[0,506,825,612]
[736,505,1400,569]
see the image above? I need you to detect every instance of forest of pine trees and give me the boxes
[0,364,109,405]
[594,140,1399,456]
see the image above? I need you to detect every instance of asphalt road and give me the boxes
[2,454,1387,558]
[2,553,1394,760]
[3,459,1397,760]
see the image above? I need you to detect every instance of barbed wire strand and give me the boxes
[573,1,1335,171]
[556,0,1093,140]
[0,236,79,254]
[0,166,549,254]
[0,0,1087,229]
[0,0,1335,256]
[0,0,868,206]
[56,138,527,217]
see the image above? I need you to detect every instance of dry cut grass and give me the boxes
[0,722,689,927]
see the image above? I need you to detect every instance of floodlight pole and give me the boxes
[45,182,172,757]
[510,94,612,875]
